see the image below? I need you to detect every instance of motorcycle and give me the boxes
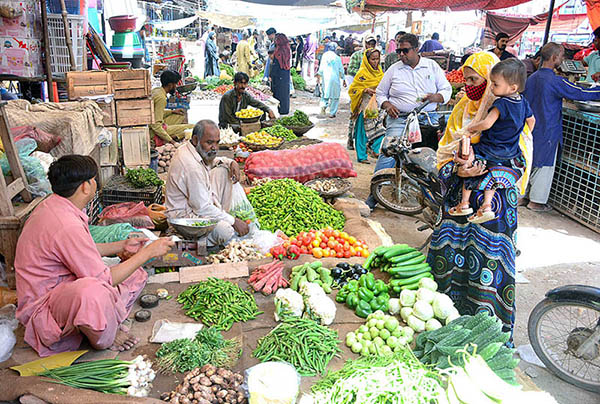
[528,285,600,393]
[370,103,447,249]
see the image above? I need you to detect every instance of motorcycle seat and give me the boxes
[408,147,438,176]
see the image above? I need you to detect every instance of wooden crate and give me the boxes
[96,99,116,126]
[110,69,151,100]
[100,127,119,166]
[116,98,154,127]
[67,71,113,100]
[240,121,261,136]
[121,126,150,168]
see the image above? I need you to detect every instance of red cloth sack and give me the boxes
[98,202,154,229]
[244,142,357,183]
[11,126,62,153]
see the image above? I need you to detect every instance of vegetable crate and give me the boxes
[102,175,163,206]
[110,69,151,100]
[121,126,151,168]
[96,99,116,126]
[116,99,154,127]
[67,71,113,100]
[99,127,119,166]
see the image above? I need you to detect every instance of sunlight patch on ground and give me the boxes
[516,225,600,271]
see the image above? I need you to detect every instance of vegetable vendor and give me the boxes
[165,119,251,246]
[149,70,194,146]
[218,72,276,132]
[14,156,174,357]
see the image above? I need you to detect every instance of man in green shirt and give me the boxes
[383,31,405,71]
[218,72,276,132]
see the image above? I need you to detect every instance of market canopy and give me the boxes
[346,0,534,12]
[239,0,338,4]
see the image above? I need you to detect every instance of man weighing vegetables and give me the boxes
[15,156,174,357]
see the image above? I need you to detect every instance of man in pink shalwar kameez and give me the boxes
[15,155,173,357]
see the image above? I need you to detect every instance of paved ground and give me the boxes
[194,89,600,402]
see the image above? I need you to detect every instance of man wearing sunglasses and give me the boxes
[367,33,451,209]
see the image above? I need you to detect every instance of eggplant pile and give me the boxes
[330,262,368,288]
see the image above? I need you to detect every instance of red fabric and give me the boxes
[574,46,595,61]
[274,33,291,71]
[586,0,600,30]
[357,0,532,12]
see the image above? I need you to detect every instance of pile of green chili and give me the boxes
[253,316,341,376]
[177,277,263,330]
[247,179,345,237]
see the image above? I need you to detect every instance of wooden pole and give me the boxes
[40,0,55,102]
[59,0,77,70]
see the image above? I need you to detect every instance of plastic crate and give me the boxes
[47,14,85,74]
[102,175,163,207]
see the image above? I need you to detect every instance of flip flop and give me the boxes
[449,205,473,216]
[468,205,496,224]
[358,159,371,164]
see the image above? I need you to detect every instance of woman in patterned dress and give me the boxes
[428,52,533,337]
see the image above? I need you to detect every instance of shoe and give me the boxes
[366,195,377,211]
[468,205,495,224]
[329,114,336,118]
[347,137,355,150]
[527,202,552,212]
[448,205,473,216]
[358,159,370,164]
[517,197,529,207]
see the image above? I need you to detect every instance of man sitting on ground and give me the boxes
[15,155,174,357]
[149,70,194,145]
[218,72,275,132]
[166,119,251,246]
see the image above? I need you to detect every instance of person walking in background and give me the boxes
[295,35,304,71]
[522,50,541,77]
[268,28,292,115]
[317,43,346,118]
[344,34,354,56]
[349,48,385,163]
[523,42,600,211]
[303,33,317,84]
[490,32,515,61]
[419,32,444,53]
[204,32,220,78]
[235,32,253,75]
[384,31,405,71]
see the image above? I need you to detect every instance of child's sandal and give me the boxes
[468,204,496,224]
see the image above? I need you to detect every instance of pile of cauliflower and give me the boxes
[388,277,459,333]
[273,282,336,326]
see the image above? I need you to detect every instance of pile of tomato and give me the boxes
[213,84,234,95]
[446,70,465,83]
[279,228,369,259]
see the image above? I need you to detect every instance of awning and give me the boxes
[151,15,199,30]
[347,0,534,12]
[196,11,256,29]
[239,0,337,4]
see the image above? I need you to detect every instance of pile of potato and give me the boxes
[160,364,246,404]
[156,142,182,174]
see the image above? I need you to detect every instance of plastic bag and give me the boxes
[0,138,52,197]
[364,94,379,119]
[406,114,422,144]
[245,361,300,404]
[313,83,321,98]
[248,229,284,255]
[11,125,61,153]
[229,183,256,222]
[89,223,141,243]
[0,304,18,363]
[99,202,154,229]
[244,143,357,183]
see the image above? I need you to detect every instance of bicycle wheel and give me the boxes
[371,173,423,215]
[528,299,600,392]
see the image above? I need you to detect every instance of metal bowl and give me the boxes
[177,83,197,94]
[573,100,600,113]
[168,218,217,239]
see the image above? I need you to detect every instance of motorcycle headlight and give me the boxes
[381,136,400,157]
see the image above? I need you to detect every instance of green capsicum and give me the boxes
[346,280,359,293]
[373,280,389,295]
[346,292,359,309]
[356,300,373,318]
[358,287,375,302]
[359,273,376,290]
[336,286,350,303]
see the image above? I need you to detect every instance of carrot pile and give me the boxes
[249,260,288,295]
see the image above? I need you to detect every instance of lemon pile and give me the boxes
[243,130,282,147]
[235,108,264,119]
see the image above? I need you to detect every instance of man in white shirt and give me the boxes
[368,33,452,209]
[166,120,250,246]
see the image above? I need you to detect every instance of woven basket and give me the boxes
[304,177,352,198]
[262,119,314,136]
[242,138,283,151]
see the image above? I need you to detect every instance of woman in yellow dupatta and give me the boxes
[427,51,531,337]
[348,48,384,163]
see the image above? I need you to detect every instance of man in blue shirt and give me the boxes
[419,33,444,53]
[523,42,600,211]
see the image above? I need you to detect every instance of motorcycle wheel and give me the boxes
[528,299,600,392]
[371,173,424,215]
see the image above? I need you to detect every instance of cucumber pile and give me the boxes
[364,244,432,294]
[413,312,519,385]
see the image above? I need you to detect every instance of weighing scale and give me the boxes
[559,60,587,82]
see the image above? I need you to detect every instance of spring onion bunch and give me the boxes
[37,355,155,397]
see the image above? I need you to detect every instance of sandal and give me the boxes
[449,205,473,216]
[358,159,371,164]
[468,204,496,224]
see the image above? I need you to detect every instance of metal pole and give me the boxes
[542,0,557,45]
[40,0,55,102]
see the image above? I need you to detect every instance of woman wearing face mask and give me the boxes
[427,52,533,340]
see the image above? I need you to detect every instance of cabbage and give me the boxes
[432,293,455,320]
[416,288,435,304]
[399,289,417,307]
[400,307,413,322]
[445,308,461,325]
[425,318,443,331]
[407,315,426,332]
[418,277,438,291]
[388,298,401,315]
[413,301,434,321]
[401,326,415,341]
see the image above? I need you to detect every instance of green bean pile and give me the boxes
[247,179,345,236]
[253,316,341,376]
[177,278,263,330]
